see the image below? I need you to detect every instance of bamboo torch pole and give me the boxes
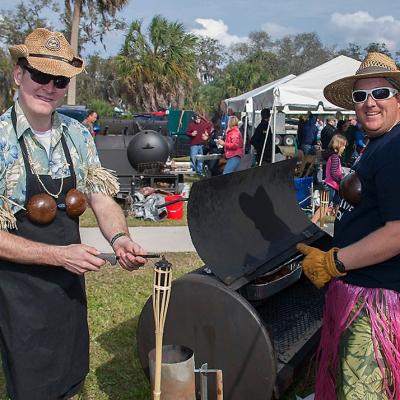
[152,256,173,400]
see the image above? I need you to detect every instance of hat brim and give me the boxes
[9,44,84,78]
[324,71,400,110]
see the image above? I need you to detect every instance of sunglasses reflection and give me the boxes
[352,87,399,103]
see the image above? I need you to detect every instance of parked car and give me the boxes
[100,113,168,136]
[57,105,101,135]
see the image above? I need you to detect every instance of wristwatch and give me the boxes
[333,249,346,273]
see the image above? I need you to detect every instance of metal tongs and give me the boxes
[96,253,161,265]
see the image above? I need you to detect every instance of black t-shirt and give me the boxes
[333,124,400,292]
[320,124,336,150]
[250,119,281,163]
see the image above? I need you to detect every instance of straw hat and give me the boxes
[324,52,400,110]
[9,28,84,78]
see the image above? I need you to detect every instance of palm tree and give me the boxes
[65,0,129,104]
[0,49,14,110]
[116,15,198,111]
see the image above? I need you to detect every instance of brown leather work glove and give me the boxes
[296,243,347,288]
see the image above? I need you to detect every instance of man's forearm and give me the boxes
[88,193,130,243]
[338,221,400,270]
[0,230,59,265]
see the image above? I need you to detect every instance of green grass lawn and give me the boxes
[0,252,314,399]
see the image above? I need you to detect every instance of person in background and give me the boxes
[324,134,347,209]
[320,117,337,150]
[342,117,357,166]
[203,116,224,176]
[354,121,367,155]
[297,51,400,399]
[250,108,282,164]
[336,119,350,136]
[185,113,212,175]
[298,114,318,155]
[0,28,147,399]
[218,116,243,174]
[82,110,98,137]
[220,108,233,135]
[316,118,324,141]
[239,115,251,154]
[296,116,305,147]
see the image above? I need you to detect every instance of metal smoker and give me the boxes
[138,159,332,399]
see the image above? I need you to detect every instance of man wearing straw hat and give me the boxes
[0,28,147,399]
[297,52,400,399]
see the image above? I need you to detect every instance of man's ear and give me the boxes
[13,66,23,86]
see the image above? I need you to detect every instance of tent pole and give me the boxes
[258,99,276,166]
[272,106,277,163]
[258,114,271,167]
[243,114,248,152]
[251,110,255,138]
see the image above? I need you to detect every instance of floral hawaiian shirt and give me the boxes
[0,101,118,224]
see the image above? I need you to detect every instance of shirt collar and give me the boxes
[14,100,68,140]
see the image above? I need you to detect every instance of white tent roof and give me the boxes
[224,74,296,112]
[272,55,361,112]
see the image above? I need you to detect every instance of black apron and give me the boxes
[0,109,89,399]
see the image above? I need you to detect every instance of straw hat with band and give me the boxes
[9,28,84,78]
[324,52,400,110]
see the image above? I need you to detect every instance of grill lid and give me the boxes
[187,159,326,289]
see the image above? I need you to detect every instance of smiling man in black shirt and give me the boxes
[297,52,400,400]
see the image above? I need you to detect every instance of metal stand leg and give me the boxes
[195,363,224,400]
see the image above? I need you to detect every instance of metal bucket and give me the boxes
[149,344,196,400]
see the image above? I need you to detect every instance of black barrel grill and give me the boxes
[137,159,331,399]
[95,131,182,195]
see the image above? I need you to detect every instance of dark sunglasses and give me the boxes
[352,87,399,103]
[23,66,70,89]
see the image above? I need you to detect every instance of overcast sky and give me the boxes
[1,0,400,57]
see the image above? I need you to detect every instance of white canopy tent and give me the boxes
[223,55,362,163]
[267,55,361,161]
[271,55,361,112]
[224,74,296,112]
[240,56,360,162]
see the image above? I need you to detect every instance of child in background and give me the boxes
[324,134,347,209]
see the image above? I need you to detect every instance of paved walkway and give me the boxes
[80,226,196,253]
[80,222,333,254]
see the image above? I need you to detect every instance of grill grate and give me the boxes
[256,278,325,365]
[136,161,165,174]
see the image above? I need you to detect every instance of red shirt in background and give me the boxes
[186,120,212,146]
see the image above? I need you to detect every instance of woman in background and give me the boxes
[218,116,243,175]
[324,134,347,208]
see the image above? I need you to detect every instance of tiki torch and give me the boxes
[152,256,173,400]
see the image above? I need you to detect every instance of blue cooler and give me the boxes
[293,177,313,208]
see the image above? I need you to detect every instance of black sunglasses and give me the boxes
[23,66,70,89]
[352,87,399,103]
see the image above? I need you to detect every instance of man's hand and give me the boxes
[53,244,105,275]
[192,130,198,136]
[296,244,346,288]
[202,132,209,141]
[112,236,147,271]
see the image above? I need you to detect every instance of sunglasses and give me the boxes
[352,87,399,103]
[23,66,70,89]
